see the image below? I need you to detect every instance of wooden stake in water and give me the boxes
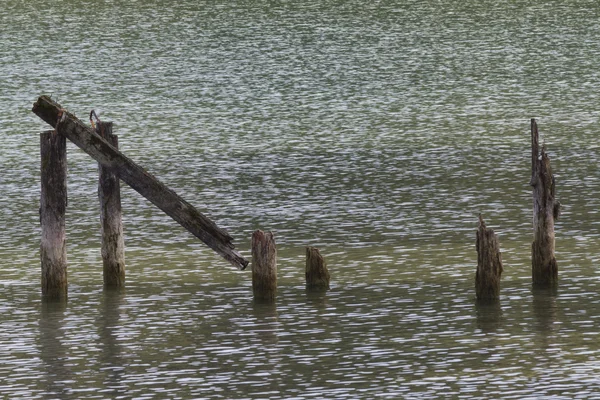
[305,246,330,290]
[96,121,126,287]
[252,230,277,301]
[40,130,68,299]
[530,119,560,287]
[475,215,503,300]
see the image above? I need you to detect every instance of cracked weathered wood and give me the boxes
[40,130,68,299]
[252,230,277,301]
[32,95,248,270]
[530,119,560,286]
[475,215,503,300]
[97,122,126,286]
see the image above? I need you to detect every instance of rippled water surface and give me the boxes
[2,0,600,398]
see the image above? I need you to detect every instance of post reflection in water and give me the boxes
[97,287,127,397]
[251,299,279,346]
[305,288,330,311]
[532,286,560,343]
[38,299,72,400]
[250,299,282,398]
[475,299,504,333]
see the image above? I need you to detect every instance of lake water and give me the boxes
[2,0,600,398]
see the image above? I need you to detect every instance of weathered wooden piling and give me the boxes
[305,246,330,290]
[252,230,277,301]
[475,299,503,333]
[96,121,126,287]
[475,214,503,301]
[40,130,68,299]
[530,119,560,287]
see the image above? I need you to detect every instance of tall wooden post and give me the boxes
[252,230,277,301]
[475,214,503,300]
[40,130,68,299]
[305,247,330,290]
[530,119,560,287]
[97,122,125,287]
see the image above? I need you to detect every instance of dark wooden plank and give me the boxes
[33,95,249,270]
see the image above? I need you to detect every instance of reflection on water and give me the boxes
[2,0,600,397]
[305,288,330,310]
[2,272,600,398]
[98,287,127,397]
[39,300,71,400]
[475,299,503,333]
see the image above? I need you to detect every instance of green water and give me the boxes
[2,0,600,398]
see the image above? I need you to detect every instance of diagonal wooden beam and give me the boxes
[32,95,248,270]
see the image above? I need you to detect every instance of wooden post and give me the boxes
[252,230,277,301]
[475,214,503,301]
[32,95,248,270]
[97,122,126,287]
[40,130,68,299]
[305,246,330,290]
[530,119,560,287]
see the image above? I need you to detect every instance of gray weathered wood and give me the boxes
[40,130,68,299]
[32,95,248,270]
[305,246,330,290]
[530,119,560,286]
[475,214,503,300]
[97,122,126,286]
[252,230,277,301]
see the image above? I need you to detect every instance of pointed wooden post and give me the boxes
[252,230,277,301]
[530,119,560,287]
[305,247,330,290]
[40,130,68,299]
[96,121,126,287]
[475,214,503,301]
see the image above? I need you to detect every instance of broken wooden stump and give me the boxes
[530,119,560,287]
[40,130,68,299]
[252,230,277,301]
[305,246,330,290]
[475,214,503,301]
[96,121,126,287]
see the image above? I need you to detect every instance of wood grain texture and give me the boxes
[40,130,68,298]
